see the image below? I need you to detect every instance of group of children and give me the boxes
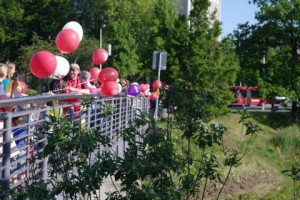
[0,61,29,186]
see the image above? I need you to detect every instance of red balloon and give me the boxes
[92,48,108,65]
[139,84,147,92]
[101,81,119,97]
[90,67,101,82]
[98,67,119,83]
[20,81,28,94]
[0,93,16,111]
[153,80,162,90]
[30,51,57,78]
[56,29,80,54]
[150,93,158,99]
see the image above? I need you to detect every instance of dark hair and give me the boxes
[11,72,19,80]
[12,116,22,125]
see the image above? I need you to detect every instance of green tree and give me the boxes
[0,0,25,61]
[167,0,239,120]
[0,0,77,62]
[233,0,300,121]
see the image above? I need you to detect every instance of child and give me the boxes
[11,116,28,185]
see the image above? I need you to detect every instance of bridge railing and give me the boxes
[0,93,149,194]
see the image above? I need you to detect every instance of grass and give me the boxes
[158,111,300,199]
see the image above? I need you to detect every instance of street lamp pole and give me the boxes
[100,28,102,48]
[100,24,106,70]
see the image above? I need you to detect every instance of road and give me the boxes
[229,104,291,112]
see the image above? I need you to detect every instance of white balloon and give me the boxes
[118,83,122,93]
[63,21,83,41]
[49,56,70,79]
[131,82,138,85]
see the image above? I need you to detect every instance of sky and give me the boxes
[221,0,259,38]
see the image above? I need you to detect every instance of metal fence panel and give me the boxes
[0,94,149,197]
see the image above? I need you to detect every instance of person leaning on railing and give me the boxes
[2,61,16,94]
[10,116,28,186]
[0,63,19,112]
[50,63,90,117]
[80,70,101,93]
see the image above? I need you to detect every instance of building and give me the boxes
[182,0,221,20]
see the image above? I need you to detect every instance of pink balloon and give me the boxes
[153,80,162,90]
[92,48,108,65]
[90,67,101,82]
[20,81,28,94]
[101,81,119,97]
[30,51,57,78]
[56,29,80,54]
[139,84,147,93]
[98,67,119,83]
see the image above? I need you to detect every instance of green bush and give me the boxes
[27,89,38,96]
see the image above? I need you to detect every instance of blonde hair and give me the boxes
[0,63,8,78]
[5,61,15,79]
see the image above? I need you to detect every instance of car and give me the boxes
[274,96,289,104]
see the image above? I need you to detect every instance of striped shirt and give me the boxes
[12,128,27,148]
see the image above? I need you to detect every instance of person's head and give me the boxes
[125,79,130,87]
[5,61,15,79]
[0,63,8,79]
[12,116,23,126]
[120,79,127,88]
[11,72,19,81]
[69,63,80,80]
[80,71,91,82]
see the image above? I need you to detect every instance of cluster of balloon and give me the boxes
[30,21,83,79]
[56,21,83,54]
[92,48,109,65]
[6,81,28,94]
[99,67,119,97]
[127,83,141,96]
[49,56,70,80]
[149,80,162,99]
[30,51,57,78]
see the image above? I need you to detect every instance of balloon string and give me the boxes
[19,72,31,78]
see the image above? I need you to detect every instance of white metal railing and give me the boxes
[0,93,149,196]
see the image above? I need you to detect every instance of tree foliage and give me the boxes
[232,0,300,119]
[1,0,238,114]
[0,0,76,61]
[167,0,239,120]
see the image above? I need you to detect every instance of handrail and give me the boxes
[0,93,129,107]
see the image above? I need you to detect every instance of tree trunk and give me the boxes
[291,101,298,123]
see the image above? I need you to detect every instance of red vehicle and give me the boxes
[229,86,269,106]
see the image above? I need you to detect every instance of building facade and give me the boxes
[182,0,221,20]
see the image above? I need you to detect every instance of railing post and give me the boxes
[86,102,91,128]
[42,107,50,180]
[2,112,12,194]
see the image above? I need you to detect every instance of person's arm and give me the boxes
[67,86,90,95]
